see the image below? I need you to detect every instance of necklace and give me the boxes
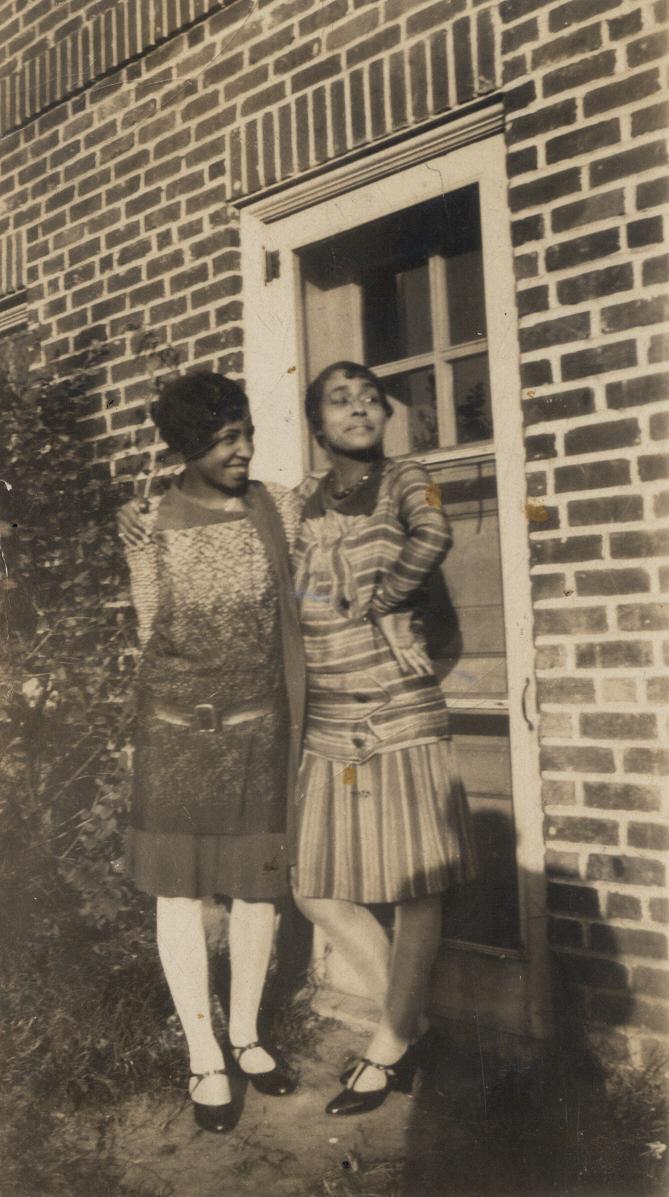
[328,460,383,501]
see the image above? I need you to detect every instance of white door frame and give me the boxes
[240,110,552,1046]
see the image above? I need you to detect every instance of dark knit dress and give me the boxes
[124,481,303,901]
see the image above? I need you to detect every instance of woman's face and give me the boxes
[318,369,388,455]
[188,417,255,492]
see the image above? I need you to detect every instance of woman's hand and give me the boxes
[372,611,432,677]
[117,499,148,548]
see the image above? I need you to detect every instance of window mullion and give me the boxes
[429,254,457,449]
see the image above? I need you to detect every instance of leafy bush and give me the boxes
[0,333,183,1191]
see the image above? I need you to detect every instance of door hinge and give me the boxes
[264,249,280,284]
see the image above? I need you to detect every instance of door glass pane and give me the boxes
[452,353,493,444]
[383,364,438,454]
[364,260,432,365]
[446,248,487,346]
[423,458,520,950]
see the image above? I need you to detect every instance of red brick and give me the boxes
[502,16,539,53]
[548,881,599,918]
[275,38,321,76]
[561,341,636,382]
[548,917,584,947]
[608,9,643,39]
[225,64,269,103]
[639,453,669,482]
[521,360,553,387]
[508,147,538,178]
[627,216,663,248]
[643,254,669,286]
[532,572,567,601]
[512,214,544,246]
[291,54,342,94]
[624,748,669,776]
[300,0,348,36]
[520,313,590,353]
[508,98,578,146]
[618,603,669,632]
[500,0,548,20]
[627,28,669,68]
[532,21,603,70]
[407,0,465,37]
[517,284,548,315]
[632,966,669,999]
[581,711,656,740]
[561,954,628,991]
[369,59,386,137]
[649,899,669,925]
[607,893,642,921]
[547,814,618,843]
[544,51,616,98]
[591,139,668,187]
[593,919,665,957]
[538,678,595,704]
[169,264,208,294]
[548,0,625,31]
[546,227,620,271]
[536,606,609,637]
[632,100,669,137]
[576,567,649,597]
[523,387,594,425]
[503,53,528,85]
[587,858,666,891]
[515,253,538,281]
[409,40,429,120]
[554,458,631,492]
[564,417,640,455]
[606,371,669,412]
[452,15,475,101]
[611,528,669,559]
[326,8,378,49]
[557,263,633,305]
[546,118,620,165]
[202,51,244,89]
[531,536,603,565]
[637,177,669,210]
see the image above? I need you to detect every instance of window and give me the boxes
[299,187,492,461]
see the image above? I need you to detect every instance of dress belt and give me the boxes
[146,698,271,733]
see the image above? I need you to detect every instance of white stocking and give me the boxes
[156,896,229,1103]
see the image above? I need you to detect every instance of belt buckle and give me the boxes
[195,703,217,732]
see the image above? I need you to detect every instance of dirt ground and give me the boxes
[99,1013,658,1197]
[109,1021,415,1197]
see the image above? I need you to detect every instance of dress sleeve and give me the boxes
[123,499,161,650]
[264,481,304,555]
[367,461,452,618]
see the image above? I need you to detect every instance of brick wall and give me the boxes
[0,0,667,1062]
[500,0,669,1063]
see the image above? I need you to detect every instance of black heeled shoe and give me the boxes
[339,1027,435,1085]
[326,1048,417,1117]
[230,1041,297,1097]
[189,1068,236,1133]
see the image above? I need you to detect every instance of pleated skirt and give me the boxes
[292,738,477,904]
[125,827,289,900]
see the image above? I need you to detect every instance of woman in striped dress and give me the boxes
[292,361,475,1116]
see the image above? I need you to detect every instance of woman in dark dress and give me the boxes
[292,362,476,1116]
[121,372,304,1131]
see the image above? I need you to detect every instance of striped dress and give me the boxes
[292,458,476,904]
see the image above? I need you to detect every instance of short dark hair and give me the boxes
[150,371,250,460]
[304,361,393,437]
